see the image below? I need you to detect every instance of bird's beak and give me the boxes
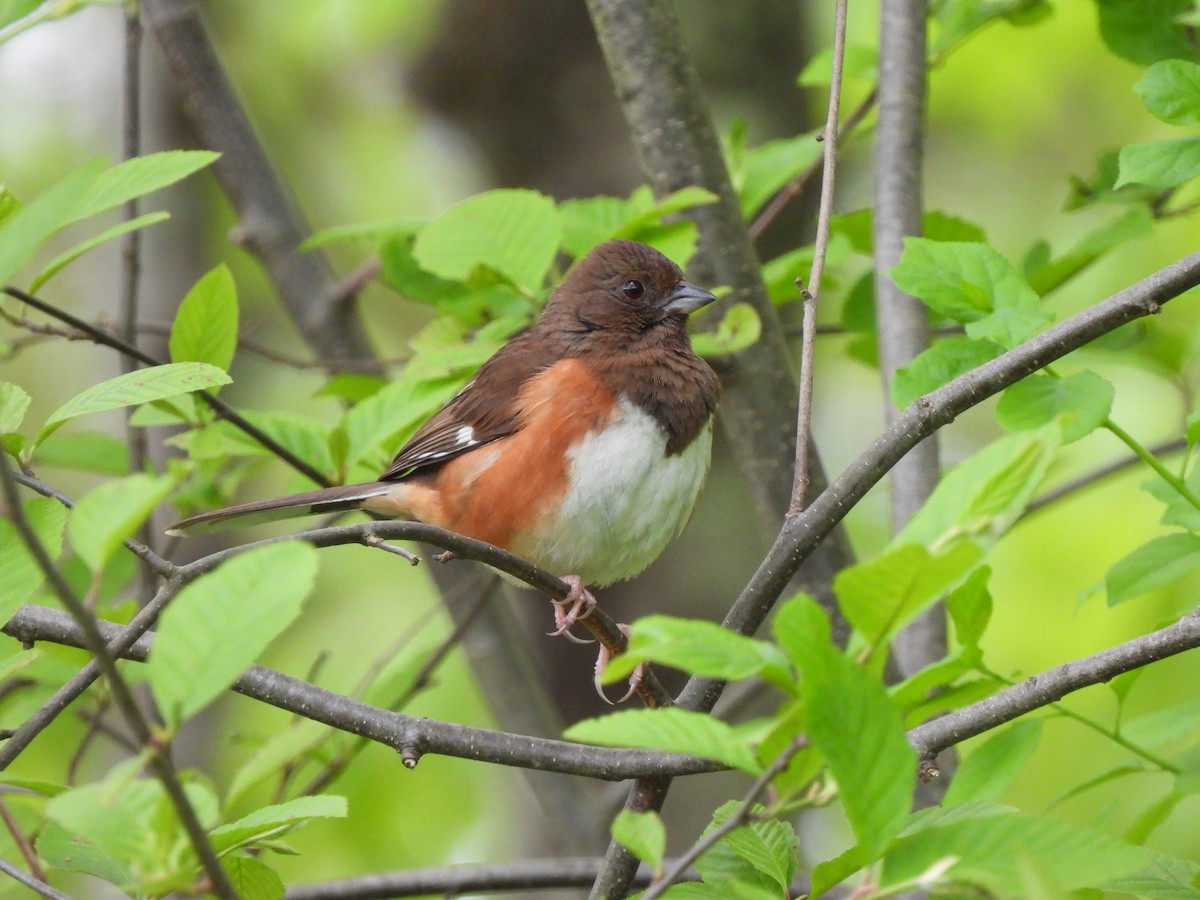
[663,280,717,316]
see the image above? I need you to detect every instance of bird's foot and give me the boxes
[548,575,596,644]
[594,623,644,705]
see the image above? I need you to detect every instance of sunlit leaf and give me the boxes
[1105,532,1200,606]
[170,265,239,373]
[565,708,762,774]
[611,810,665,871]
[995,370,1114,443]
[68,473,177,572]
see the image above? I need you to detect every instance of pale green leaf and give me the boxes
[0,160,104,286]
[33,430,129,474]
[148,542,318,727]
[37,362,230,448]
[225,719,328,810]
[715,806,798,894]
[944,721,1042,805]
[884,809,1151,895]
[891,338,1003,408]
[30,212,169,292]
[170,265,239,373]
[72,150,219,221]
[0,382,30,433]
[611,810,665,870]
[601,615,793,691]
[798,44,878,86]
[733,131,823,218]
[303,217,415,250]
[1117,136,1200,189]
[897,430,1057,549]
[1096,0,1197,66]
[690,303,761,357]
[1101,857,1200,899]
[36,821,131,887]
[835,541,982,647]
[211,795,347,855]
[0,498,67,623]
[1024,208,1153,296]
[995,370,1114,443]
[946,565,993,650]
[565,708,762,774]
[224,854,285,900]
[795,594,916,857]
[68,473,177,572]
[1106,533,1200,606]
[891,239,1050,348]
[413,189,561,291]
[44,778,161,873]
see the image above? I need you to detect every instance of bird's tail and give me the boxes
[166,481,398,536]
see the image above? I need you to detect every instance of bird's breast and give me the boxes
[513,396,713,586]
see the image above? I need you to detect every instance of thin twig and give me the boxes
[749,88,877,242]
[789,0,848,516]
[1023,439,1188,519]
[0,856,74,900]
[0,798,45,883]
[642,736,808,899]
[3,285,331,486]
[0,453,236,899]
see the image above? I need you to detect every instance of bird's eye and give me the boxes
[621,279,645,300]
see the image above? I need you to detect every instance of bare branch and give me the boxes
[790,0,848,515]
[909,606,1200,757]
[0,453,236,899]
[3,604,722,781]
[0,857,74,900]
[284,858,682,899]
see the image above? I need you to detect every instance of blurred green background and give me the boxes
[2,0,1199,891]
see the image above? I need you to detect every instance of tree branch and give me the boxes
[3,604,721,781]
[909,606,1200,757]
[0,454,236,899]
[140,0,371,361]
[678,251,1200,718]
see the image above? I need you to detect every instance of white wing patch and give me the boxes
[455,425,478,447]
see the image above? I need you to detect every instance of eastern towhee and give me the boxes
[170,239,721,656]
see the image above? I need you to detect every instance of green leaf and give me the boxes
[0,382,30,433]
[36,820,131,887]
[1101,857,1200,899]
[559,195,633,258]
[72,150,219,221]
[933,0,1051,54]
[995,370,1114,443]
[891,239,1050,348]
[944,721,1042,805]
[0,498,67,623]
[798,44,878,86]
[1067,150,1164,209]
[890,337,1002,408]
[223,854,285,900]
[601,615,793,690]
[33,430,130,474]
[303,217,414,250]
[225,719,328,810]
[884,809,1151,895]
[690,303,761,357]
[0,159,105,286]
[789,597,915,857]
[1117,136,1200,189]
[30,211,169,292]
[1105,532,1200,606]
[379,235,470,305]
[835,541,983,648]
[210,795,347,855]
[897,430,1057,548]
[1096,0,1198,66]
[36,362,231,449]
[1136,60,1200,125]
[611,809,665,870]
[44,777,161,877]
[1145,466,1200,531]
[413,189,561,291]
[564,707,762,774]
[733,130,823,218]
[716,807,798,895]
[170,265,239,373]
[1024,208,1153,295]
[68,473,177,572]
[946,565,993,650]
[148,542,318,727]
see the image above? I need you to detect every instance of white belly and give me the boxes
[515,397,713,586]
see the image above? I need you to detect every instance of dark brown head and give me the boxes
[539,239,716,348]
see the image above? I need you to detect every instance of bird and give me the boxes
[169,239,721,660]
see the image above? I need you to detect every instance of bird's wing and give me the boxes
[379,330,557,480]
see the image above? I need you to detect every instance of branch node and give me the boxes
[400,743,422,769]
[362,532,420,565]
[433,550,457,564]
[918,758,940,783]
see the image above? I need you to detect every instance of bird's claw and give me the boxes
[547,575,596,644]
[594,623,644,704]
